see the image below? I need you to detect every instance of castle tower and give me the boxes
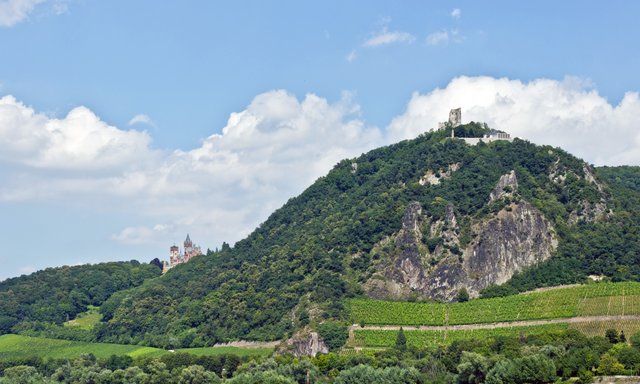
[170,244,180,265]
[184,234,194,262]
[448,108,461,127]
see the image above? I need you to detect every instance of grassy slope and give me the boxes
[0,335,273,360]
[64,306,102,330]
[349,282,640,326]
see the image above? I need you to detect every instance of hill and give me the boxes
[0,261,161,336]
[88,122,640,348]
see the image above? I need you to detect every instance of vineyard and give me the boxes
[352,324,569,348]
[348,282,640,326]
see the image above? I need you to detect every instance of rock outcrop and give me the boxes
[419,163,461,186]
[365,171,558,301]
[280,331,329,357]
[489,170,518,202]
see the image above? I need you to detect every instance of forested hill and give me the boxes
[0,261,160,334]
[92,122,640,348]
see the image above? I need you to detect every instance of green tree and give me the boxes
[605,329,619,344]
[317,322,348,351]
[597,353,625,375]
[0,365,47,384]
[395,327,407,352]
[457,352,490,384]
[456,288,470,303]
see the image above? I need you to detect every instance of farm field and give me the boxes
[348,282,640,326]
[0,335,274,360]
[352,324,569,348]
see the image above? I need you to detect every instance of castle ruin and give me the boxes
[437,108,513,145]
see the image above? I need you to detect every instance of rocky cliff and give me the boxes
[366,170,560,301]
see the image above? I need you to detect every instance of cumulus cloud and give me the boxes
[388,76,640,166]
[0,95,156,171]
[0,90,383,248]
[3,77,640,264]
[451,8,461,19]
[364,26,415,47]
[128,114,155,127]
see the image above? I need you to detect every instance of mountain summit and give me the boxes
[96,122,640,348]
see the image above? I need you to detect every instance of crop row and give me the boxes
[348,282,640,326]
[353,324,569,348]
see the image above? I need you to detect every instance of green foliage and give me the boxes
[317,322,348,351]
[606,329,619,344]
[457,351,490,384]
[0,261,160,335]
[456,288,469,303]
[394,328,407,352]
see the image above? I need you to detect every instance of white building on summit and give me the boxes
[163,234,203,273]
[437,108,513,145]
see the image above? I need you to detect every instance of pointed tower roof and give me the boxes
[185,234,191,242]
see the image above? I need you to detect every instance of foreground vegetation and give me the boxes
[3,329,640,383]
[349,282,640,326]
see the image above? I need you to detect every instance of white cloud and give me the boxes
[388,76,640,166]
[0,90,383,249]
[426,29,462,46]
[0,95,157,171]
[364,26,415,47]
[451,8,461,19]
[0,0,44,26]
[112,224,174,245]
[346,50,357,63]
[128,113,155,127]
[3,77,640,268]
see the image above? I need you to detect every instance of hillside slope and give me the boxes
[0,261,161,335]
[95,123,640,348]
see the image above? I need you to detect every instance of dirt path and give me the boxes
[352,315,640,332]
[212,340,280,348]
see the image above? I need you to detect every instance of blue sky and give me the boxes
[2,0,640,280]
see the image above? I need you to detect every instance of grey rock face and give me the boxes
[365,172,558,301]
[489,170,518,203]
[282,331,329,357]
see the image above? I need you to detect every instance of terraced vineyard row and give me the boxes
[348,282,640,326]
[353,324,569,348]
[569,320,640,339]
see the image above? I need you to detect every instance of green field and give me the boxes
[353,324,569,348]
[0,335,274,360]
[64,306,102,330]
[348,282,640,326]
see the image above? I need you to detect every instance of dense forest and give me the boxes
[76,123,640,348]
[0,261,161,336]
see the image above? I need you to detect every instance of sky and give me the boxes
[1,0,640,281]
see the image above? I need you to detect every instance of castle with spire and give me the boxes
[162,234,203,273]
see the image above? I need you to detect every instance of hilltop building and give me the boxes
[437,108,513,145]
[162,234,203,273]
